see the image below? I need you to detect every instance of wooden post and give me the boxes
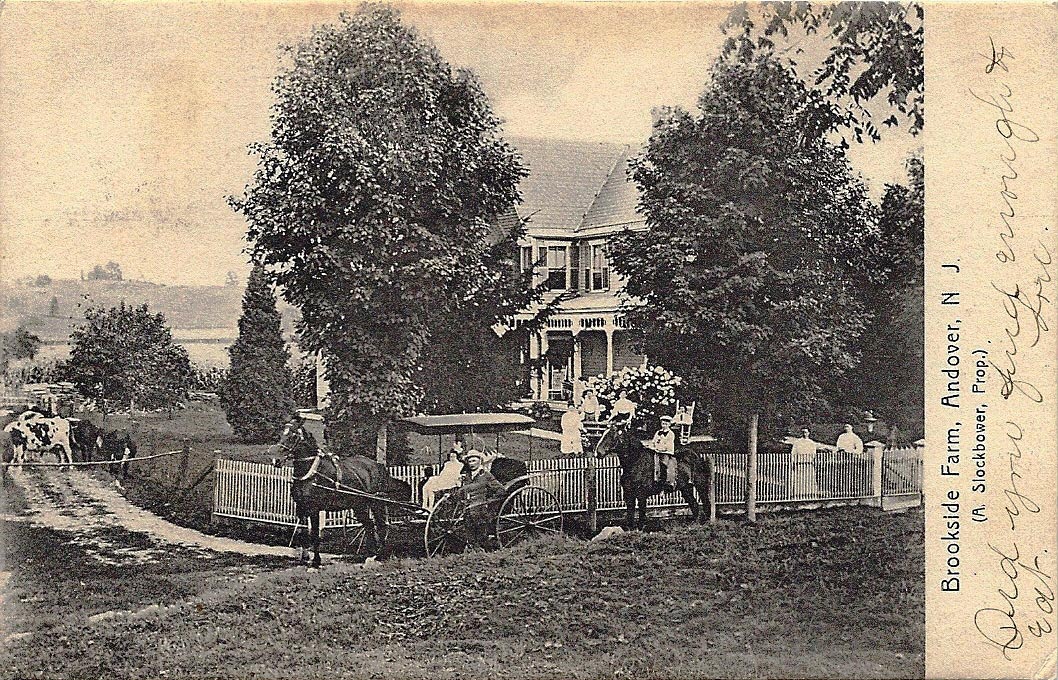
[707,456,717,524]
[586,456,598,535]
[867,440,885,508]
[177,440,191,488]
[375,422,387,464]
[746,412,758,523]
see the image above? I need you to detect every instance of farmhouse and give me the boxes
[506,137,648,404]
[314,137,650,408]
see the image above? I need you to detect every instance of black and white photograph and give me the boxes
[0,1,1052,678]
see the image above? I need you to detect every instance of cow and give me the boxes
[69,418,105,463]
[100,430,137,478]
[3,412,74,466]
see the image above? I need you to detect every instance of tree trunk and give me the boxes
[745,411,758,523]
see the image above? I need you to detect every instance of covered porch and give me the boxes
[526,313,645,403]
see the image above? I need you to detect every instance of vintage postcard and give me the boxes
[0,1,1054,678]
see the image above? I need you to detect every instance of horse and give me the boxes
[595,424,714,531]
[269,417,410,568]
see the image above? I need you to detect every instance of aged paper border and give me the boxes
[1,0,1056,678]
[924,2,1057,678]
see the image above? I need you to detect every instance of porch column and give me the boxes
[529,331,542,400]
[572,326,583,383]
[605,328,615,376]
[315,351,330,409]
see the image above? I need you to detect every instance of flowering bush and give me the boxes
[586,365,683,430]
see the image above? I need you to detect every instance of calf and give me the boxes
[3,412,74,466]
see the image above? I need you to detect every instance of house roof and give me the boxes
[509,137,629,234]
[580,152,645,233]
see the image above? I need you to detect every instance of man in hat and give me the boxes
[460,449,506,549]
[650,415,678,490]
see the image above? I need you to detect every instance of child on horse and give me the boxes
[650,415,677,491]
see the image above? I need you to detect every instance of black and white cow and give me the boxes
[3,411,74,466]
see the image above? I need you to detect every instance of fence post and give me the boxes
[707,455,717,524]
[867,440,885,508]
[376,423,388,464]
[177,439,191,487]
[586,456,598,535]
[746,412,758,523]
[914,439,925,509]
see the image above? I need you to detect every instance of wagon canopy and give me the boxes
[399,413,536,435]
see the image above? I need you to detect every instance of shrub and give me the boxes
[586,365,683,430]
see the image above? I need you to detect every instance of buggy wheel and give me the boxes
[495,486,563,548]
[425,492,468,557]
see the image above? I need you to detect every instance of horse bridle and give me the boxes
[275,422,321,481]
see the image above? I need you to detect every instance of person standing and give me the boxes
[789,428,820,499]
[836,424,864,456]
[560,402,585,457]
[581,389,601,423]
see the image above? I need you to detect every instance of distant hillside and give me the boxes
[0,278,299,342]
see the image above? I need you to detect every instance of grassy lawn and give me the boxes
[0,506,924,679]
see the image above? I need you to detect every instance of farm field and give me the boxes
[0,504,924,679]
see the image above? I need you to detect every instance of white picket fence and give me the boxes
[213,446,923,528]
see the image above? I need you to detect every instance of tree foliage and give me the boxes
[0,325,42,373]
[66,302,192,412]
[221,263,296,443]
[232,5,537,450]
[723,1,924,142]
[85,261,124,281]
[609,54,878,442]
[846,154,924,436]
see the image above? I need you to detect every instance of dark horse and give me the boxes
[595,424,715,530]
[269,417,411,568]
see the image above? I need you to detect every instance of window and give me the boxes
[544,245,568,290]
[591,244,610,290]
[520,246,533,275]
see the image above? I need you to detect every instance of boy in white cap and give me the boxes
[650,415,678,490]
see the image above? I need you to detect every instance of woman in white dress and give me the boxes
[559,402,585,457]
[789,428,820,499]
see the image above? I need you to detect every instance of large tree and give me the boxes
[609,53,878,444]
[846,155,924,437]
[723,1,924,142]
[221,263,296,443]
[66,302,192,413]
[232,5,536,451]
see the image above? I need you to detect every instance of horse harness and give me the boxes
[279,423,344,489]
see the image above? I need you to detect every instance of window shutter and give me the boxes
[580,243,591,290]
[570,242,580,291]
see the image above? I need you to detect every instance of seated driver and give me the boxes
[650,415,678,491]
[460,449,506,549]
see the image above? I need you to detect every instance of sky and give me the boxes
[0,1,919,286]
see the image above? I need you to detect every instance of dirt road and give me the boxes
[4,467,298,561]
